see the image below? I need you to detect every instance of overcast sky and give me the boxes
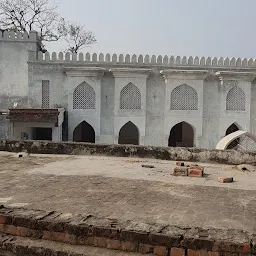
[47,0,256,58]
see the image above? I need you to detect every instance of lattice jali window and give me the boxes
[120,83,141,110]
[42,80,50,108]
[226,86,245,111]
[73,82,96,109]
[170,84,198,110]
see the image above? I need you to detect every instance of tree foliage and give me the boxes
[0,0,63,47]
[59,20,97,53]
[0,0,97,52]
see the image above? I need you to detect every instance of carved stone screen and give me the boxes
[73,82,96,109]
[120,83,141,110]
[42,80,50,109]
[171,84,198,110]
[226,86,245,111]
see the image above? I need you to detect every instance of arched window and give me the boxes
[225,123,240,149]
[73,82,96,109]
[120,83,141,110]
[226,86,245,111]
[170,84,198,110]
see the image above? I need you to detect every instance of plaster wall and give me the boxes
[100,73,115,144]
[219,80,251,137]
[201,76,221,149]
[251,81,256,135]
[163,73,205,147]
[145,74,166,146]
[1,37,256,149]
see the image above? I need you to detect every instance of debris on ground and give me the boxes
[237,164,255,172]
[218,177,233,183]
[141,164,155,168]
[176,161,185,166]
[174,162,204,177]
[173,166,188,176]
[16,151,28,158]
[188,167,204,177]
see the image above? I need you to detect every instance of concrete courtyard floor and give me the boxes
[0,151,255,233]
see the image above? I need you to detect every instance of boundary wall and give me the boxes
[0,140,256,165]
[0,206,255,256]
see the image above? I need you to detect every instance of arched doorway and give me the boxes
[168,122,194,147]
[225,123,240,149]
[118,121,139,145]
[73,121,95,143]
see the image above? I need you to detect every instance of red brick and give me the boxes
[0,215,6,224]
[173,167,188,176]
[188,168,204,177]
[188,249,200,256]
[121,241,138,252]
[16,226,30,237]
[42,231,67,242]
[93,237,107,248]
[190,165,204,170]
[0,224,4,232]
[207,252,219,256]
[218,177,233,183]
[171,247,185,256]
[139,244,154,254]
[84,236,95,246]
[4,225,17,236]
[106,239,122,250]
[153,246,168,256]
[242,242,251,254]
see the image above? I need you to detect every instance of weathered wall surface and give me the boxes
[27,56,256,149]
[145,74,166,147]
[201,76,221,149]
[0,32,38,110]
[0,31,39,139]
[1,32,256,148]
[251,80,256,135]
[0,139,256,165]
[28,63,65,108]
[100,72,115,144]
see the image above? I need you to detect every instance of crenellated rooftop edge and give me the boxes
[0,30,38,42]
[31,51,256,68]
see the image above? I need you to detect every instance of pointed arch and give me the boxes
[225,123,241,149]
[120,83,141,110]
[73,82,96,109]
[118,121,139,145]
[73,121,95,143]
[171,84,198,110]
[226,86,245,111]
[168,122,194,147]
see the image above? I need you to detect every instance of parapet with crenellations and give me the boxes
[0,30,38,42]
[32,51,256,68]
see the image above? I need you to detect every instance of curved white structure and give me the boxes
[216,131,256,150]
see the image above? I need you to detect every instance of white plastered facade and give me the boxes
[1,32,256,148]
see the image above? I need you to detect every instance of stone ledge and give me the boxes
[0,140,256,165]
[0,206,254,256]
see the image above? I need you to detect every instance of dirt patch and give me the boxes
[0,152,65,172]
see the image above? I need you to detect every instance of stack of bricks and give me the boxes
[174,162,204,178]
